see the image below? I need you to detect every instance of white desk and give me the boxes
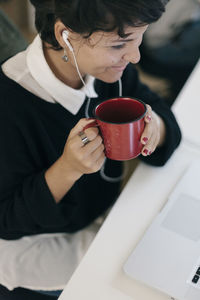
[59,61,200,300]
[173,58,200,149]
[58,143,200,300]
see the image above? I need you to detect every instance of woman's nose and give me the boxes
[123,47,141,64]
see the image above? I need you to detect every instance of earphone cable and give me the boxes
[70,49,126,182]
[71,50,87,90]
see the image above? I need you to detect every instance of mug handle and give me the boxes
[83,119,99,131]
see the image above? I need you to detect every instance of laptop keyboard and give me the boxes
[192,267,200,284]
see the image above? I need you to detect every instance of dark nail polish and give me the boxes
[142,137,148,143]
[143,149,148,155]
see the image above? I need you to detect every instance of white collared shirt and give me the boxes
[0,35,105,292]
[3,34,97,114]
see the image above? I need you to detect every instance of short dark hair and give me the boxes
[30,0,169,50]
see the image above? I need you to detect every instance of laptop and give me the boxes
[124,160,200,300]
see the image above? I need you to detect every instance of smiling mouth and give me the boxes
[111,65,127,71]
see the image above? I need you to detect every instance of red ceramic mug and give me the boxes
[91,97,147,161]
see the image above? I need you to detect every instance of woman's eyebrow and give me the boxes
[110,38,135,43]
[110,32,135,43]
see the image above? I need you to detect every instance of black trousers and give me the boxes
[0,285,57,300]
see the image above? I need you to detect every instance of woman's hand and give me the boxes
[61,118,105,180]
[140,105,166,156]
[45,118,105,203]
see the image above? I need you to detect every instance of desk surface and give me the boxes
[173,58,200,148]
[59,61,200,300]
[59,143,200,300]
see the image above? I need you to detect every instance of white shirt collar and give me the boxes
[26,35,98,114]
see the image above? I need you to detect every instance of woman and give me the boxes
[0,0,181,299]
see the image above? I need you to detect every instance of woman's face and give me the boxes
[68,25,148,83]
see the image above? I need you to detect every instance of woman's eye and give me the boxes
[111,44,125,50]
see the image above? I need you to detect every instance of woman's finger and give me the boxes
[90,143,105,162]
[141,131,157,156]
[69,118,96,138]
[144,104,153,123]
[141,110,161,156]
[141,121,153,146]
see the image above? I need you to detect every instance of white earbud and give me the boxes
[62,30,74,52]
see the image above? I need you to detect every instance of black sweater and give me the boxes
[0,64,181,239]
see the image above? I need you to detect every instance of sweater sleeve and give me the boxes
[121,64,182,166]
[0,102,75,238]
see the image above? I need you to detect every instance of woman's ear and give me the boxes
[54,21,71,49]
[54,21,80,52]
